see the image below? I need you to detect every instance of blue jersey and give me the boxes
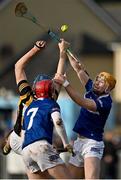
[22,98,60,149]
[73,79,112,141]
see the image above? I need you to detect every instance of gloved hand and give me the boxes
[34,40,46,50]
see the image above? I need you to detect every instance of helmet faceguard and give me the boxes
[32,74,51,91]
[98,72,116,91]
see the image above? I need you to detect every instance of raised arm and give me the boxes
[15,41,46,85]
[66,52,89,87]
[64,83,96,112]
[58,39,89,87]
[54,39,69,94]
[54,74,97,112]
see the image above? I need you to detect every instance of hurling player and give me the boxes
[54,40,116,179]
[14,40,73,179]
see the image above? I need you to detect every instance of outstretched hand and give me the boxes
[58,39,70,52]
[54,73,67,85]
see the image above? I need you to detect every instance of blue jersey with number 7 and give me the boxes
[22,98,60,149]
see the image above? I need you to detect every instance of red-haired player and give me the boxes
[54,40,116,179]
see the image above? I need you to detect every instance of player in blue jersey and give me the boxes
[14,40,73,179]
[54,40,116,179]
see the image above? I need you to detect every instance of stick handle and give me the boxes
[66,49,79,62]
[48,30,79,62]
[48,30,61,42]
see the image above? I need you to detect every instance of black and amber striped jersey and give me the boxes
[14,80,34,135]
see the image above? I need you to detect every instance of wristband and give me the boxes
[63,80,70,87]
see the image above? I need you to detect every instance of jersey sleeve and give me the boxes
[18,80,31,95]
[85,79,93,92]
[18,80,34,107]
[14,80,34,135]
[95,96,112,113]
[50,102,60,114]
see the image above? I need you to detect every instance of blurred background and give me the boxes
[1,0,121,179]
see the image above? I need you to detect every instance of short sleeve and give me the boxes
[95,96,112,113]
[85,79,93,92]
[51,102,60,114]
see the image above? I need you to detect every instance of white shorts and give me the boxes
[9,131,22,155]
[69,137,104,167]
[22,140,64,173]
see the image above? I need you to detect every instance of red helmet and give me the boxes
[34,79,54,98]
